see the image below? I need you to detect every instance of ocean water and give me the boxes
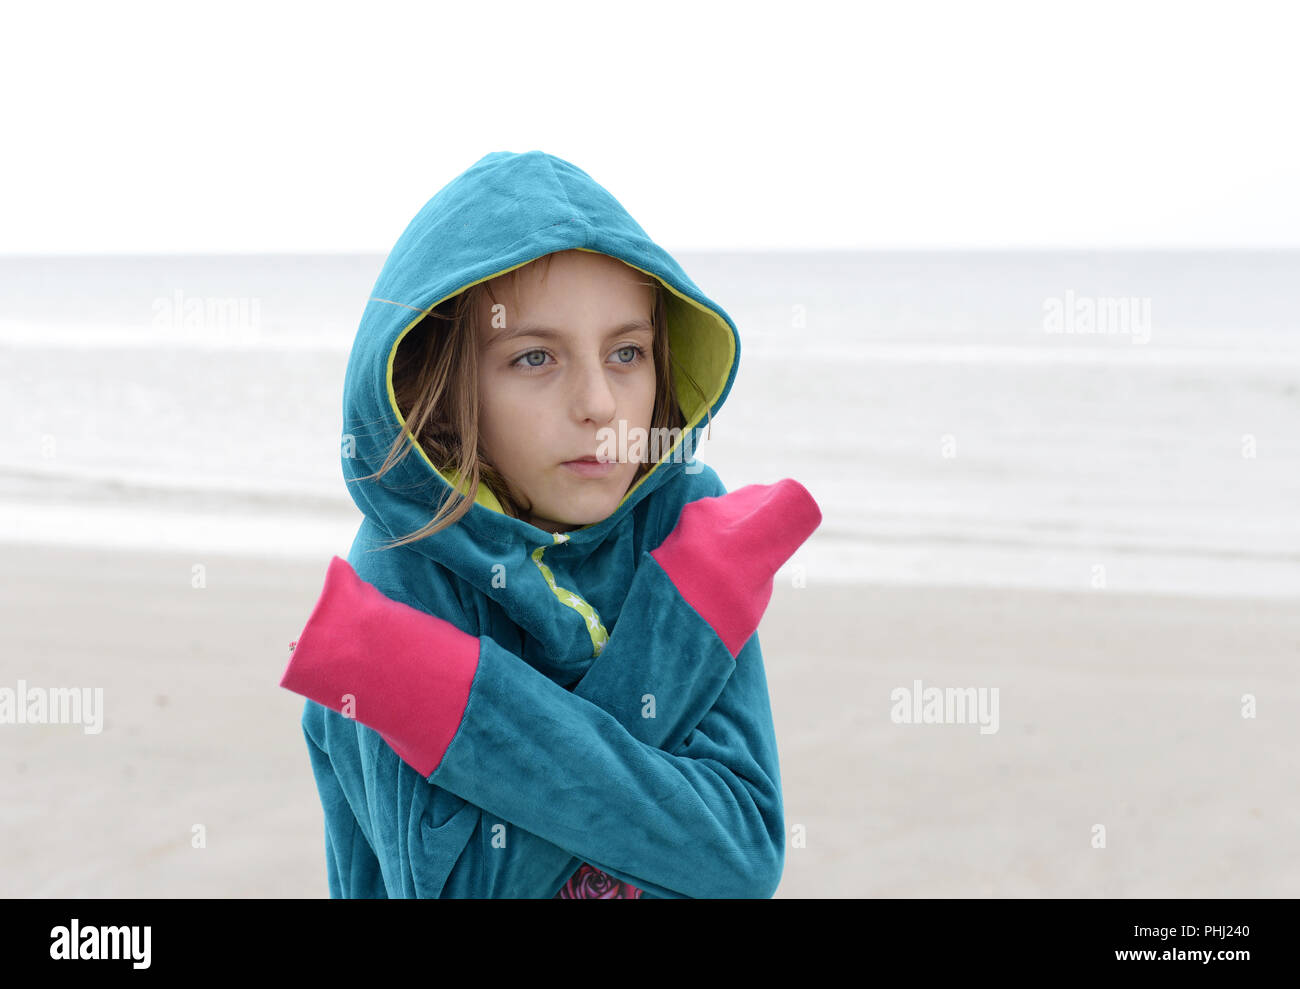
[1,251,1297,596]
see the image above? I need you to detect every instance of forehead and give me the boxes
[486,250,653,318]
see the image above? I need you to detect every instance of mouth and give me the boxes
[561,456,617,477]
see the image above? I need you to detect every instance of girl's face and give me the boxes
[475,250,658,533]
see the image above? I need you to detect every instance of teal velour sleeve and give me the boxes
[569,550,740,753]
[420,550,785,899]
[298,544,774,898]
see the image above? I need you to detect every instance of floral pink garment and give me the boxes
[555,863,643,898]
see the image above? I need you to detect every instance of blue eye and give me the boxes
[614,345,647,365]
[510,345,648,371]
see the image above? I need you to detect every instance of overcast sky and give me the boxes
[3,0,1297,253]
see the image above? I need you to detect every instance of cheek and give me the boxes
[477,376,508,453]
[480,379,537,457]
[635,366,658,421]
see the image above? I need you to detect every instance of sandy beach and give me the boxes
[1,542,1296,898]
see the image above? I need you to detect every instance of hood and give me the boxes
[340,150,739,574]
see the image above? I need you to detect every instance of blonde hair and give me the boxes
[358,252,711,549]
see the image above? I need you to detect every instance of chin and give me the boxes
[539,499,618,531]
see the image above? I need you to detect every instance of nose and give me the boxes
[570,356,618,425]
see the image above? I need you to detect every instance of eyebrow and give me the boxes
[486,317,654,349]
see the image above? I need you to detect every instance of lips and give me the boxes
[561,456,618,478]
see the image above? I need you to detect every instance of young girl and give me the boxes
[279,150,822,898]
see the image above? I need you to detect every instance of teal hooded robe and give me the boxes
[299,150,784,898]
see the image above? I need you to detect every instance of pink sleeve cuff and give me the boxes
[651,479,822,658]
[279,555,481,777]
